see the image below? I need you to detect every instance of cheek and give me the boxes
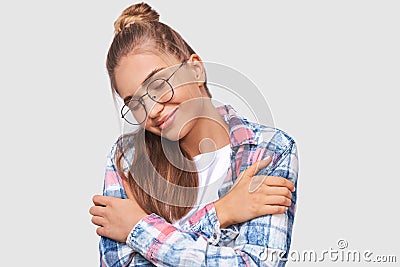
[174,84,204,112]
[145,84,206,140]
[176,96,204,124]
[173,83,203,101]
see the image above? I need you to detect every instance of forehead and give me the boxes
[114,53,174,99]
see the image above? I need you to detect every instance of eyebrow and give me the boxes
[123,67,166,104]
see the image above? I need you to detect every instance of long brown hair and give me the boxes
[106,2,211,222]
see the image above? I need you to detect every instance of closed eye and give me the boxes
[122,67,166,104]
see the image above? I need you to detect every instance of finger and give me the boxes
[263,176,295,192]
[262,195,292,207]
[89,205,106,217]
[91,215,107,227]
[234,157,272,191]
[244,157,272,177]
[262,205,289,215]
[92,195,112,206]
[96,226,109,237]
[248,175,267,193]
[262,185,292,199]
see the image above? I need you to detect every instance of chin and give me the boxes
[160,129,187,142]
[160,122,194,142]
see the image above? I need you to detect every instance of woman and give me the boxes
[90,2,299,266]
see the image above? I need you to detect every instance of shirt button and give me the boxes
[213,233,218,239]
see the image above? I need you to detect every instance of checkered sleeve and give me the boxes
[232,140,299,266]
[126,214,282,266]
[99,142,138,267]
[267,141,299,256]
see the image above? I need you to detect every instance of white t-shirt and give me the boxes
[172,144,231,227]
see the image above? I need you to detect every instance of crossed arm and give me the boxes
[90,141,298,266]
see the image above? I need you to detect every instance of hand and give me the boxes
[214,158,295,228]
[89,180,149,243]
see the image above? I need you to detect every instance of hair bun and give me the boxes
[114,2,160,35]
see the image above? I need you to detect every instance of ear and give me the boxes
[187,54,206,83]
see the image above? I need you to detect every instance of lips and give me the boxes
[157,108,178,130]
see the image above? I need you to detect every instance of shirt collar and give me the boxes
[216,104,259,147]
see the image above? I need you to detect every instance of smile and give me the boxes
[159,108,178,130]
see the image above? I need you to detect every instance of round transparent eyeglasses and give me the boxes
[120,61,186,125]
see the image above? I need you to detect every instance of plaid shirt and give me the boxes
[100,104,299,266]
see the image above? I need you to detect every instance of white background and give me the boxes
[0,1,399,266]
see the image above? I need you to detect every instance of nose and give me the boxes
[147,101,164,119]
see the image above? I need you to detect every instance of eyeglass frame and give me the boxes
[120,60,187,125]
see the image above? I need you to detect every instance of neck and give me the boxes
[179,102,230,158]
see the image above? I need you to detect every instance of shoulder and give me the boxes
[247,119,297,153]
[107,132,138,171]
[246,121,299,181]
[222,104,296,152]
[103,133,138,198]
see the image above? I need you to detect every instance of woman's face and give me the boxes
[114,52,206,141]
